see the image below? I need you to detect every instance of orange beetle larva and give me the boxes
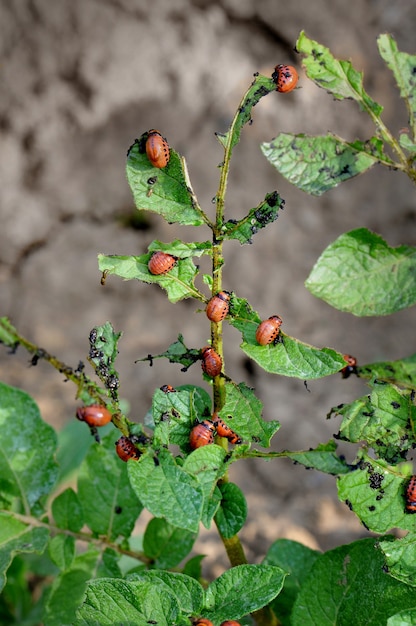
[145,129,170,168]
[255,315,283,346]
[201,346,223,377]
[206,291,231,323]
[148,251,177,275]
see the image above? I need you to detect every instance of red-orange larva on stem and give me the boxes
[189,420,216,450]
[405,475,416,513]
[148,251,177,275]
[255,315,283,346]
[273,64,298,93]
[115,436,141,462]
[220,621,242,626]
[212,413,242,445]
[145,129,170,168]
[193,619,214,626]
[206,291,231,322]
[201,346,223,377]
[76,404,112,427]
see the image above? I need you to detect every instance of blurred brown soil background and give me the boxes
[1,0,416,577]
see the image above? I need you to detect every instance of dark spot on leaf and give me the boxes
[369,472,384,490]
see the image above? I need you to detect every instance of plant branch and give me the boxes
[0,317,132,437]
[3,509,152,564]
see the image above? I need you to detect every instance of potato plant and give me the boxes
[0,32,416,626]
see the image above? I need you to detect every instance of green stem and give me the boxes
[364,103,414,176]
[4,509,151,564]
[208,92,253,574]
[214,521,248,567]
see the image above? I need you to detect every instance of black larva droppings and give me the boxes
[369,472,384,490]
[391,401,401,409]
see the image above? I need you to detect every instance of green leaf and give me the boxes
[182,554,205,581]
[143,518,196,569]
[221,191,285,243]
[52,488,84,533]
[306,228,416,316]
[378,534,416,588]
[261,134,380,196]
[147,239,212,258]
[126,570,204,616]
[203,564,286,623]
[151,386,211,453]
[77,433,143,539]
[291,538,416,626]
[230,298,345,378]
[283,440,350,475]
[377,34,416,138]
[75,578,180,626]
[399,132,416,154]
[357,353,416,389]
[86,322,121,401]
[219,381,279,448]
[44,568,93,626]
[0,382,58,515]
[215,482,247,538]
[126,133,206,226]
[332,382,415,462]
[182,445,227,528]
[337,458,416,534]
[96,548,122,579]
[0,513,49,592]
[56,420,94,483]
[218,73,277,153]
[98,252,203,303]
[128,448,203,532]
[48,535,75,571]
[135,334,201,372]
[263,539,320,626]
[387,608,416,626]
[296,31,383,116]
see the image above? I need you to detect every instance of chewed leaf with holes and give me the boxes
[377,34,416,138]
[128,448,203,533]
[216,73,277,153]
[229,296,345,379]
[98,252,203,303]
[357,353,416,388]
[296,31,383,116]
[218,381,279,447]
[126,133,206,226]
[378,534,416,588]
[261,134,381,196]
[283,440,350,475]
[337,458,416,534]
[221,191,285,244]
[331,381,416,463]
